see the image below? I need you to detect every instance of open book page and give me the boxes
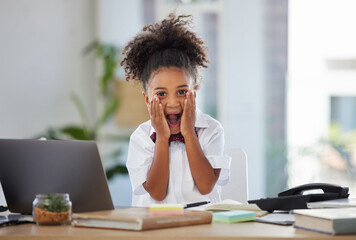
[204,199,269,217]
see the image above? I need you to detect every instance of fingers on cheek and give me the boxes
[151,99,156,118]
[159,103,164,117]
[148,103,151,116]
[155,98,161,116]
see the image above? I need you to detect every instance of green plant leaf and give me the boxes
[83,40,99,55]
[94,97,119,131]
[106,164,128,180]
[84,40,120,96]
[60,126,93,140]
[96,44,120,96]
[70,93,91,131]
[37,194,70,212]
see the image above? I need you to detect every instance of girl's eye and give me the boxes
[178,90,187,95]
[157,92,166,97]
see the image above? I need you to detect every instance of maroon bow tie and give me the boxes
[150,129,198,144]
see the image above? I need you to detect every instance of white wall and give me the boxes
[0,0,96,139]
[96,0,143,207]
[97,0,142,47]
[0,184,5,206]
[288,0,356,195]
[222,0,266,200]
[288,0,356,148]
[0,0,96,207]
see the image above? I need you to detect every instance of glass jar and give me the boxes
[32,193,72,225]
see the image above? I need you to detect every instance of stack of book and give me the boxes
[293,208,356,235]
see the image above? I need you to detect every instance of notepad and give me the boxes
[213,210,256,223]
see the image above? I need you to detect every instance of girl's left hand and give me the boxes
[180,90,196,137]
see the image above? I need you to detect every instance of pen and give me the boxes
[184,201,210,209]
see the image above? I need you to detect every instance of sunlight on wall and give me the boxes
[288,0,356,196]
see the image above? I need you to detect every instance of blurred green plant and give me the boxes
[38,41,128,178]
[36,194,70,213]
[328,121,356,148]
[321,121,356,172]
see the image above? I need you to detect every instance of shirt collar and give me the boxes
[195,108,209,128]
[149,108,209,136]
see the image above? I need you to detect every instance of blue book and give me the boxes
[213,210,256,223]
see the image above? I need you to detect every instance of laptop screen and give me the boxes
[0,139,114,214]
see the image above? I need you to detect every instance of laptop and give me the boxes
[0,139,114,214]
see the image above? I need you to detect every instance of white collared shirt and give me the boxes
[126,109,231,206]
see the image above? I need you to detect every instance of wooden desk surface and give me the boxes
[1,221,356,240]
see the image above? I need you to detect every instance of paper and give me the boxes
[255,213,295,225]
[204,199,269,217]
[307,198,356,209]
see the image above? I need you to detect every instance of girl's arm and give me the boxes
[181,91,220,195]
[143,96,171,201]
[185,134,221,195]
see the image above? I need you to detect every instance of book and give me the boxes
[213,210,256,223]
[293,208,356,235]
[205,199,269,217]
[307,198,356,209]
[72,207,212,231]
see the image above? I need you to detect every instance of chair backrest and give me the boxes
[221,148,249,203]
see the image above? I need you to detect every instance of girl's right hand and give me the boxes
[149,96,171,140]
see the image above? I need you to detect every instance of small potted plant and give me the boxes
[32,193,72,225]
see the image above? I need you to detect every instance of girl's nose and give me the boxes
[166,95,180,108]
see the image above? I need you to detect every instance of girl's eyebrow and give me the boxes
[177,85,189,88]
[153,87,167,91]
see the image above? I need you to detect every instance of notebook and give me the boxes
[0,139,114,214]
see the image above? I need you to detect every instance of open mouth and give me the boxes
[166,113,182,128]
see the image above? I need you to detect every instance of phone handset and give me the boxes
[248,182,350,212]
[278,183,349,198]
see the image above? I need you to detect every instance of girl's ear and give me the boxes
[142,91,150,107]
[193,91,197,99]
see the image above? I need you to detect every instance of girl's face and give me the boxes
[143,67,196,134]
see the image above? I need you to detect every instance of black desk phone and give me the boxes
[248,183,349,212]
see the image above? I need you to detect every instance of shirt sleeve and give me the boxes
[200,123,231,186]
[126,127,155,195]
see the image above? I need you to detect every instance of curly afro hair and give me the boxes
[120,13,209,92]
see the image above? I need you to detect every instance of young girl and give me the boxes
[121,13,231,206]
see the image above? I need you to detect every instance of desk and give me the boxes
[1,222,355,240]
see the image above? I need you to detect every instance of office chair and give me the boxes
[221,148,249,203]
